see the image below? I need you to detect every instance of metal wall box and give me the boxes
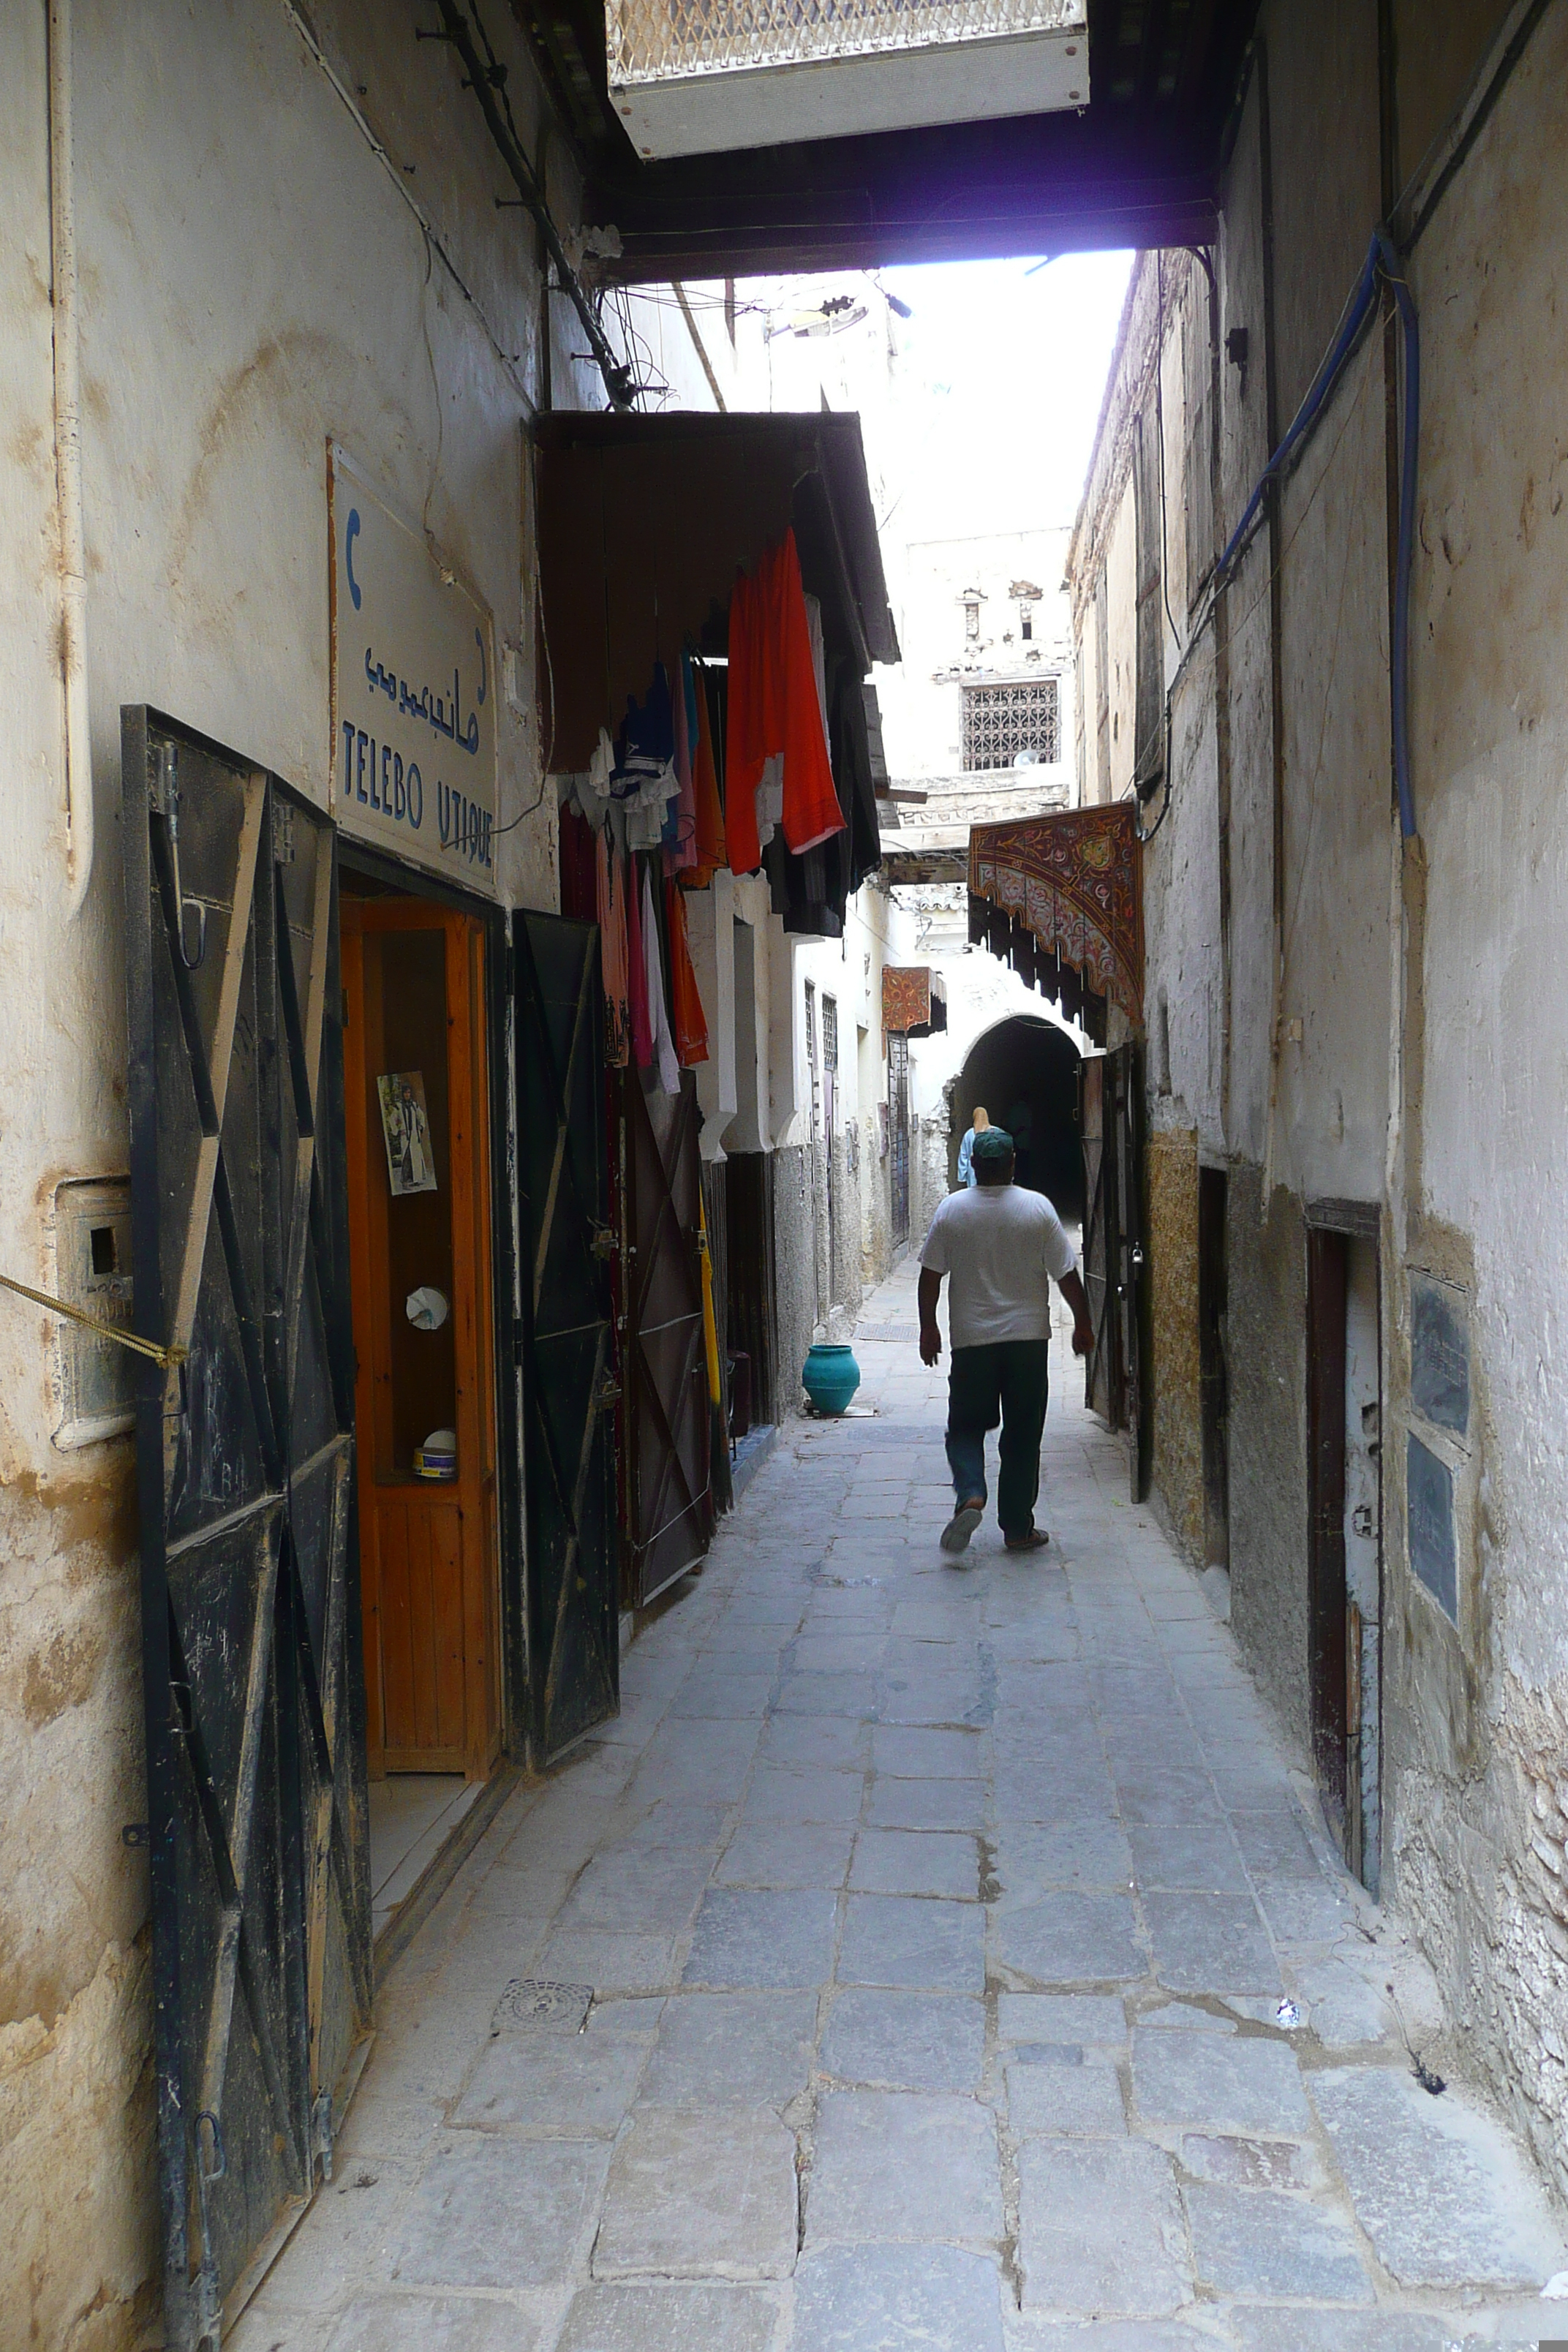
[1407,1431,1458,1625]
[606,0,1088,157]
[52,1177,135,1449]
[1410,1274,1469,1436]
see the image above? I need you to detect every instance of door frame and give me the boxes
[336,844,524,1765]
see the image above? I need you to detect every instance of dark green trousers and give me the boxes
[946,1340,1051,1538]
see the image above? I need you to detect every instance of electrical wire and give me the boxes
[1130,232,1421,845]
[423,0,639,410]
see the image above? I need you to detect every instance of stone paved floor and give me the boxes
[237,1258,1568,2351]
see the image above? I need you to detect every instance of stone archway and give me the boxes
[951,1014,1085,1220]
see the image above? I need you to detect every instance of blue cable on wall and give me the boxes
[1208,231,1421,842]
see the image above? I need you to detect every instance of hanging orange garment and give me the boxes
[689,657,727,883]
[665,880,710,1066]
[777,530,846,855]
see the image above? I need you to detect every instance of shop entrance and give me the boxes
[341,889,501,1804]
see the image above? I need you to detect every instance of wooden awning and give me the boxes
[968,804,1142,1043]
[533,410,897,772]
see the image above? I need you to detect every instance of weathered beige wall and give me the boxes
[0,3,717,2341]
[1147,1129,1205,1565]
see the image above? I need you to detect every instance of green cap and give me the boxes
[971,1126,1014,1163]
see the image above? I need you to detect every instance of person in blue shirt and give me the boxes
[956,1105,989,1189]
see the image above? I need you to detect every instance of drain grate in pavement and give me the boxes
[491,1978,593,2036]
[854,1323,921,1343]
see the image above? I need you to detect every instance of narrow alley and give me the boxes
[233,1261,1567,2352]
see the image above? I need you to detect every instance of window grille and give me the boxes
[961,677,1060,771]
[822,995,839,1070]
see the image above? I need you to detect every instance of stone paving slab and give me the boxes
[794,2243,1006,2352]
[230,1259,1568,2352]
[555,2278,779,2352]
[1310,2064,1568,2289]
[1183,2180,1373,2302]
[807,2089,1003,2243]
[821,1987,986,2089]
[593,2108,797,2277]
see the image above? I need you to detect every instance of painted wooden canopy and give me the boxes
[968,804,1142,1043]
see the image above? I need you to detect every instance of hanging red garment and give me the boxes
[625,849,653,1069]
[689,656,727,885]
[776,530,845,855]
[665,881,710,1066]
[724,530,845,870]
[597,828,630,1068]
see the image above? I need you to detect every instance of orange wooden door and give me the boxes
[342,897,499,1779]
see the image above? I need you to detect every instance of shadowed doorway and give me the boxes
[951,1015,1083,1220]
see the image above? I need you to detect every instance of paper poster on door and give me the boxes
[377,1071,438,1196]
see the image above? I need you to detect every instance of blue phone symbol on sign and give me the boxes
[346,509,362,611]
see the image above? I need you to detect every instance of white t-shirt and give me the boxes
[920,1184,1077,1350]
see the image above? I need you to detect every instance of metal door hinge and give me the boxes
[595,1376,622,1411]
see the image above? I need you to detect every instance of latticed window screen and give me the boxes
[608,0,1082,84]
[961,678,1060,770]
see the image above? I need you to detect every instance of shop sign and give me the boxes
[329,444,497,889]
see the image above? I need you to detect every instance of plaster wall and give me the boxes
[1070,0,1568,2201]
[1147,1129,1205,1566]
[1381,0,1568,2197]
[0,4,720,2341]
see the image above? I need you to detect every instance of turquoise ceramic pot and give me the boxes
[803,1341,861,1416]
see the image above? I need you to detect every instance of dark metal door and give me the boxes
[123,711,369,2351]
[1079,1054,1119,1422]
[513,911,619,1762]
[1109,1041,1150,1501]
[621,1068,712,1604]
[889,1033,910,1246]
[1306,1228,1351,1829]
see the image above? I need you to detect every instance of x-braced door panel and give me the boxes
[514,911,620,1761]
[122,710,369,2351]
[622,1068,712,1606]
[1079,1053,1118,1425]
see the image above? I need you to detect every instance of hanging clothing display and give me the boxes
[597,829,631,1068]
[626,846,652,1069]
[725,530,845,874]
[689,656,727,886]
[641,862,681,1095]
[665,880,709,1067]
[663,655,699,877]
[611,663,683,852]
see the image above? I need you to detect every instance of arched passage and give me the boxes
[951,1015,1083,1221]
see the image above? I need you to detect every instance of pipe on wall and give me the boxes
[48,0,93,920]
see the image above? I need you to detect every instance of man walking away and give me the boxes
[918,1126,1094,1556]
